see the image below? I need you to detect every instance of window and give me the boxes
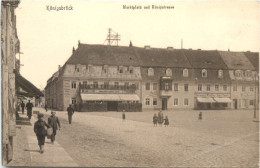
[198,84,202,91]
[166,68,172,76]
[83,81,87,89]
[218,70,223,78]
[184,84,189,91]
[77,67,80,72]
[223,85,227,91]
[184,98,189,105]
[245,70,252,77]
[118,66,123,73]
[202,69,207,77]
[242,86,246,92]
[153,98,157,105]
[235,70,242,78]
[206,84,210,91]
[250,87,254,92]
[125,82,129,89]
[153,83,157,90]
[146,83,150,90]
[174,83,178,91]
[72,98,76,104]
[174,98,178,106]
[71,81,76,89]
[104,82,109,89]
[145,98,150,105]
[94,81,98,89]
[114,82,119,89]
[135,83,139,90]
[250,100,254,105]
[183,69,189,77]
[165,83,169,90]
[129,66,133,74]
[148,68,154,76]
[215,85,219,91]
[103,65,108,73]
[233,85,237,91]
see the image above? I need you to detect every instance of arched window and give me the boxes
[183,69,189,77]
[218,70,223,78]
[148,68,154,76]
[202,69,207,78]
[166,68,172,76]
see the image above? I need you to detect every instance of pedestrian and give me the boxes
[158,110,164,126]
[164,116,169,127]
[34,113,50,154]
[44,103,48,112]
[21,101,25,114]
[199,112,202,120]
[26,100,33,120]
[67,104,74,124]
[122,110,126,121]
[48,111,61,144]
[153,113,158,127]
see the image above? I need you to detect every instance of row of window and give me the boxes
[148,68,189,77]
[145,98,189,106]
[198,84,227,91]
[72,81,139,89]
[233,86,254,92]
[75,65,134,74]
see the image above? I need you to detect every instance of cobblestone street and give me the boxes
[9,108,259,167]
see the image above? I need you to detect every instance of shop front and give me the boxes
[195,93,231,110]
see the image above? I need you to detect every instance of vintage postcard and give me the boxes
[1,0,259,167]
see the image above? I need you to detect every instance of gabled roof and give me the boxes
[66,44,142,66]
[218,51,255,70]
[136,48,192,68]
[66,44,192,68]
[243,52,259,71]
[183,50,228,69]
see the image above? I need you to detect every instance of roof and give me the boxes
[66,44,192,68]
[243,52,259,71]
[183,50,228,69]
[15,72,44,97]
[218,51,255,70]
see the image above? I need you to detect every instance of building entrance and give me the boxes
[162,98,168,110]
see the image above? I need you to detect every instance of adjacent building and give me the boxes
[45,43,259,111]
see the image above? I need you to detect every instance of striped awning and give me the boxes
[197,97,216,103]
[213,98,232,103]
[81,94,140,101]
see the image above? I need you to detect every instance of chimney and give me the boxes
[78,40,81,47]
[167,46,174,50]
[58,65,61,70]
[129,41,133,47]
[144,45,151,49]
[72,46,75,54]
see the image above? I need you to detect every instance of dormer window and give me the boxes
[202,69,207,78]
[118,66,123,73]
[235,70,242,77]
[245,70,252,77]
[218,70,223,78]
[166,68,172,76]
[75,64,80,72]
[148,68,154,76]
[183,69,189,77]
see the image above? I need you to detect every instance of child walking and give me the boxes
[153,113,158,126]
[164,116,169,127]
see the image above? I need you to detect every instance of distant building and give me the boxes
[45,43,259,111]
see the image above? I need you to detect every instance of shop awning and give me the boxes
[197,97,216,103]
[15,72,43,98]
[81,94,140,101]
[213,98,232,103]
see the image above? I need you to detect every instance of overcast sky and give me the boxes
[16,0,259,89]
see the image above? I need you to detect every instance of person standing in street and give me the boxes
[21,101,25,114]
[164,116,169,127]
[153,113,158,127]
[122,110,126,121]
[44,103,48,112]
[158,110,164,126]
[67,105,74,124]
[48,111,61,144]
[26,100,33,120]
[198,112,202,121]
[34,113,50,154]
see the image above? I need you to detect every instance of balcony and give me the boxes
[80,84,136,94]
[160,89,173,97]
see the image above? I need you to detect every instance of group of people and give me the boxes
[20,100,34,119]
[153,111,169,127]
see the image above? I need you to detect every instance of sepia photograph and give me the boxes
[1,0,259,167]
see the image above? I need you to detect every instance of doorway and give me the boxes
[162,98,168,110]
[233,99,237,109]
[107,101,118,111]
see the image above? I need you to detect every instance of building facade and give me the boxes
[45,43,259,111]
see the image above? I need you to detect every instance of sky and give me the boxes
[15,0,259,89]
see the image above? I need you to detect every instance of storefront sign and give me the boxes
[195,93,230,98]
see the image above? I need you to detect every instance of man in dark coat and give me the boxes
[26,100,33,119]
[34,113,50,154]
[21,101,25,114]
[48,111,61,144]
[67,105,74,124]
